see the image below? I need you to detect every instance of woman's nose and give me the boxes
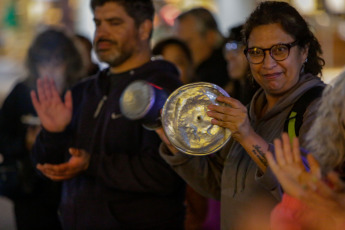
[262,50,277,68]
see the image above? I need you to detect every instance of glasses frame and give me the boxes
[244,40,299,64]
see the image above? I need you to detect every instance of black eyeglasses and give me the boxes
[244,40,298,64]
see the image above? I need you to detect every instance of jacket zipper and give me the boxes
[93,95,108,118]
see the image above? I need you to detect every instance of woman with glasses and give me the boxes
[156,1,325,230]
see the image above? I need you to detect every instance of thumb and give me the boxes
[307,154,321,179]
[69,148,82,157]
[64,90,73,111]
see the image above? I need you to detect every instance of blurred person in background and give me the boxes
[153,37,221,230]
[0,27,85,230]
[223,24,259,105]
[267,70,345,230]
[173,7,230,88]
[156,1,326,229]
[30,0,186,229]
[75,34,100,76]
[152,37,194,84]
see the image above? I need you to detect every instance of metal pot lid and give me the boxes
[120,80,154,120]
[161,82,231,156]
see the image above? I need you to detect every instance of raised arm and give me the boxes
[30,77,76,178]
[266,133,345,229]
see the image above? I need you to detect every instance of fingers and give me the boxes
[37,164,75,181]
[37,162,79,180]
[273,133,299,166]
[214,96,239,108]
[69,147,82,157]
[155,127,179,154]
[307,154,321,179]
[308,179,334,199]
[207,105,246,125]
[207,98,243,116]
[37,78,48,103]
[49,77,61,103]
[35,77,62,104]
[155,127,171,145]
[207,109,236,122]
[326,171,345,192]
[282,133,293,164]
[64,90,73,111]
[292,136,302,163]
[37,162,69,173]
[273,137,285,165]
[265,151,279,173]
[30,90,41,111]
[44,77,54,99]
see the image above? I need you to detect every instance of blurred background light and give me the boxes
[315,12,331,27]
[292,0,317,14]
[324,0,345,14]
[338,21,345,41]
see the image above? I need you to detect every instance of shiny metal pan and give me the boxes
[162,82,231,156]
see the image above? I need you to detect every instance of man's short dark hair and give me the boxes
[177,7,220,36]
[90,0,154,28]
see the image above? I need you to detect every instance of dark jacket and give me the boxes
[0,81,62,198]
[32,60,186,230]
[195,47,229,88]
[0,81,62,229]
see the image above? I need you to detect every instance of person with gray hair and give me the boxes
[266,71,345,230]
[174,7,230,88]
[306,73,345,172]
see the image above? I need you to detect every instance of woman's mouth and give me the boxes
[263,72,282,79]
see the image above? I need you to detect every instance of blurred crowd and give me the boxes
[0,0,344,230]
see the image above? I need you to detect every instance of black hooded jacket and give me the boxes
[32,59,186,230]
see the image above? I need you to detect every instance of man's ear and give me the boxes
[139,19,153,40]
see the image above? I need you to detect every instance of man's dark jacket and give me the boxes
[32,60,186,230]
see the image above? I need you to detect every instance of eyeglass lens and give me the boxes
[246,44,291,64]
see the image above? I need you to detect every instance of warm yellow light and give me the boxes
[27,1,46,22]
[43,8,62,26]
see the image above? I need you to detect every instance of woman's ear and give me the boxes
[139,19,153,41]
[301,43,309,63]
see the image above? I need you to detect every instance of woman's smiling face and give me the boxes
[247,23,308,96]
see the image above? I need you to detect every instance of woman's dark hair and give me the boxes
[26,28,85,88]
[90,0,154,28]
[152,37,193,64]
[226,24,243,43]
[242,1,325,76]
